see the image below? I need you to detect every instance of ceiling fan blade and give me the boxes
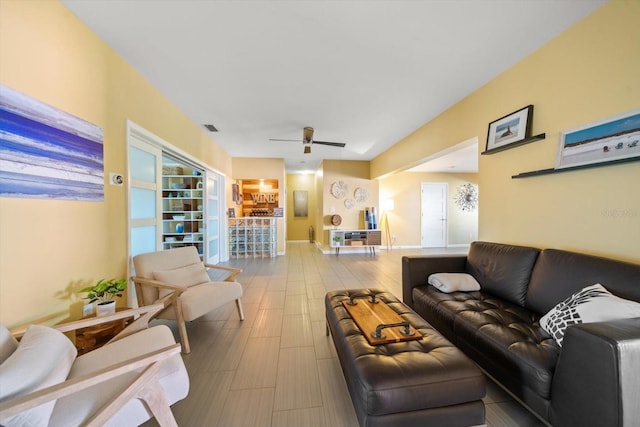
[312,140,346,148]
[269,138,302,142]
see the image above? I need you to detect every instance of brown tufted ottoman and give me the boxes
[325,289,486,427]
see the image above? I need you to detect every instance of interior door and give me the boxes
[128,133,162,258]
[127,128,162,308]
[421,182,448,247]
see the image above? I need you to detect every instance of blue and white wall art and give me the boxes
[0,84,104,201]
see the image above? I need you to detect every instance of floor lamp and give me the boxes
[381,199,394,250]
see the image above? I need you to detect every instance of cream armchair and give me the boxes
[0,303,189,426]
[132,246,244,354]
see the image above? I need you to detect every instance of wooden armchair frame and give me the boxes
[0,303,184,427]
[132,262,244,354]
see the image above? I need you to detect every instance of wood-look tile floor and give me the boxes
[144,243,547,427]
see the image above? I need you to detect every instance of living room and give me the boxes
[1,1,639,425]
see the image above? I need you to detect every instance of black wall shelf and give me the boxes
[512,156,640,179]
[481,133,546,155]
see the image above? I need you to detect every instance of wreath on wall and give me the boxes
[330,181,348,199]
[454,183,478,212]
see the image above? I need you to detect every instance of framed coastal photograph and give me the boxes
[485,105,533,152]
[556,109,640,169]
[0,84,104,201]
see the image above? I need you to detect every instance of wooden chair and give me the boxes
[0,303,189,426]
[132,246,244,354]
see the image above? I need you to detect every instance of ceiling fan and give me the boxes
[269,127,346,153]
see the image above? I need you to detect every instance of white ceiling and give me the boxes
[61,0,606,174]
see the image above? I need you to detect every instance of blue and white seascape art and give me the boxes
[0,84,104,201]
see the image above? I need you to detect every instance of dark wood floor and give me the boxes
[145,242,546,427]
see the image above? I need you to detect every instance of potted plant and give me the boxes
[81,278,127,317]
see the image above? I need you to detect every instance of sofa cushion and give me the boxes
[526,249,640,315]
[49,325,189,427]
[0,325,77,427]
[413,286,560,403]
[154,262,211,299]
[0,324,18,364]
[465,241,540,306]
[540,283,640,346]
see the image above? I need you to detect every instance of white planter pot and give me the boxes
[96,300,116,317]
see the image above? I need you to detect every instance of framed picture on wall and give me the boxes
[293,190,308,217]
[556,109,640,169]
[0,84,104,201]
[485,105,533,152]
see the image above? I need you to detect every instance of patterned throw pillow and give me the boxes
[540,283,640,346]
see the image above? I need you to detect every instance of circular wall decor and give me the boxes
[344,198,355,209]
[330,181,348,199]
[454,183,478,212]
[353,187,369,203]
[331,214,342,226]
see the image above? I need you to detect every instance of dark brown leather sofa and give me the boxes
[402,241,640,427]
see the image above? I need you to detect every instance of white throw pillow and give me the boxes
[154,262,211,299]
[540,283,640,346]
[428,273,481,293]
[0,325,77,427]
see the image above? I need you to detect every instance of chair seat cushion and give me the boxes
[0,325,77,427]
[158,281,243,321]
[49,325,189,427]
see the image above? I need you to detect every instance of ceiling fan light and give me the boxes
[304,146,311,154]
[303,126,314,142]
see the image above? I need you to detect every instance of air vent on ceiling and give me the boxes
[203,124,218,132]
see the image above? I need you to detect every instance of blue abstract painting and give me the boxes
[0,84,104,201]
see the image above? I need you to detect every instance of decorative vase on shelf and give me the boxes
[96,300,116,317]
[176,223,184,233]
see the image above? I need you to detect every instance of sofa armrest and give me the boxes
[550,317,640,427]
[401,255,467,308]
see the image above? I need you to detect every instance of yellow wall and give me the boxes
[286,174,317,241]
[231,158,286,254]
[372,0,640,262]
[0,0,233,326]
[379,172,478,247]
[319,160,379,249]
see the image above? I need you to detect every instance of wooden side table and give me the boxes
[75,310,133,355]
